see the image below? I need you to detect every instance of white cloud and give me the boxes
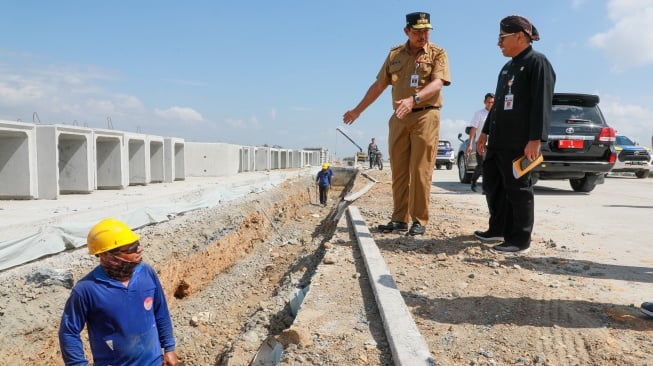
[268,108,277,121]
[600,95,653,147]
[224,118,248,129]
[0,64,149,125]
[0,77,45,104]
[440,117,470,143]
[154,106,203,122]
[589,0,653,72]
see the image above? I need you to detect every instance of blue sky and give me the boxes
[1,0,652,159]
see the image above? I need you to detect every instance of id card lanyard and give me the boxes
[504,75,515,110]
[410,59,421,88]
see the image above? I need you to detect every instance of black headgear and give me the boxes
[406,12,433,30]
[500,15,540,41]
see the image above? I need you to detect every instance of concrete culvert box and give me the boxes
[164,137,185,182]
[36,125,94,199]
[95,132,125,190]
[0,121,37,199]
[149,137,165,183]
[125,133,147,186]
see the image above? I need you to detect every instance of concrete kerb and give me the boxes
[346,206,437,366]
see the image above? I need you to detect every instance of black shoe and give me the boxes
[378,221,408,232]
[474,230,503,242]
[471,182,477,192]
[491,242,530,255]
[408,222,425,236]
[641,302,653,318]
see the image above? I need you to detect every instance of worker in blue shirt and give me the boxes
[316,163,332,206]
[59,218,179,366]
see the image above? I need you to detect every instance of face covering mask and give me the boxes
[99,252,143,282]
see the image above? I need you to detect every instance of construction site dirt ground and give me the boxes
[1,166,653,365]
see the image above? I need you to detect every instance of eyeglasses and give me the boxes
[111,241,141,254]
[498,33,517,42]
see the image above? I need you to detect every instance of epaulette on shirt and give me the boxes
[388,44,404,65]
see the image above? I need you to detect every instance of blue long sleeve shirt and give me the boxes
[59,263,176,366]
[316,169,332,187]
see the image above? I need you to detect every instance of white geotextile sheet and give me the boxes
[0,179,283,271]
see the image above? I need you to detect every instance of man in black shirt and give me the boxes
[474,15,556,254]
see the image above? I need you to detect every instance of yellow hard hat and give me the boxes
[322,163,329,169]
[87,218,140,255]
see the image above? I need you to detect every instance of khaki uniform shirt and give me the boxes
[376,41,451,108]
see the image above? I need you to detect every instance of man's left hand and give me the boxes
[164,351,179,366]
[524,140,541,161]
[393,97,415,119]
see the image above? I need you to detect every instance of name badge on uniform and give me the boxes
[410,74,419,87]
[504,94,514,110]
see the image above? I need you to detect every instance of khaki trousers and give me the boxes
[388,109,440,225]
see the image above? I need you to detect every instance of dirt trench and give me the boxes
[157,173,358,365]
[0,170,360,365]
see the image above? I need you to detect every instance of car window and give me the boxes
[616,136,634,145]
[552,105,604,126]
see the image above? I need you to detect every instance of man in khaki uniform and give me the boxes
[343,12,451,236]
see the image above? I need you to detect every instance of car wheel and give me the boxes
[457,155,472,183]
[569,174,599,192]
[635,170,648,178]
[446,163,453,170]
[436,164,441,170]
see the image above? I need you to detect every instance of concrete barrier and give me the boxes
[0,121,38,199]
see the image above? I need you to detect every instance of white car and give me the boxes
[436,140,455,170]
[611,135,651,178]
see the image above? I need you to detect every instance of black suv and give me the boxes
[457,93,616,192]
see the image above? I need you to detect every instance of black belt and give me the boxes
[412,106,440,112]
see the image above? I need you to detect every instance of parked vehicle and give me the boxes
[457,128,476,183]
[610,135,651,178]
[436,140,454,170]
[456,93,617,192]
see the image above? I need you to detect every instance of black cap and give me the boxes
[406,12,433,30]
